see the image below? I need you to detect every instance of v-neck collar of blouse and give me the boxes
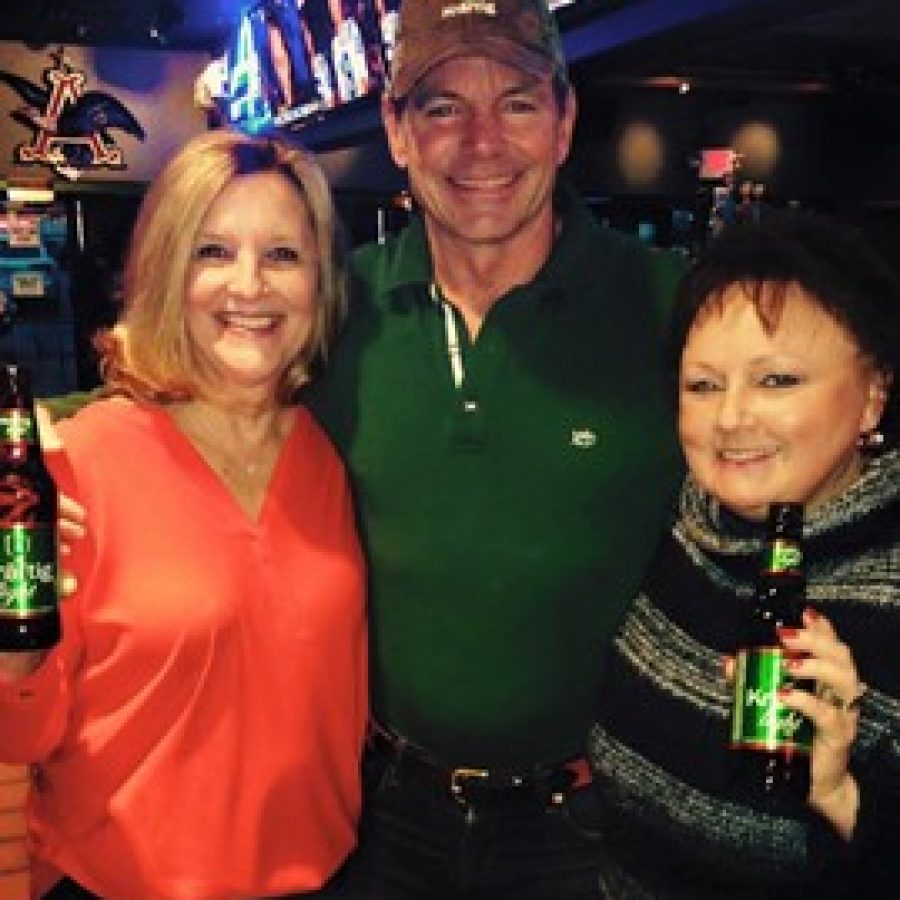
[148,402,304,528]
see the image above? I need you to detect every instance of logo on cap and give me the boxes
[442,2,497,18]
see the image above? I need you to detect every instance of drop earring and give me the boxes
[857,429,885,450]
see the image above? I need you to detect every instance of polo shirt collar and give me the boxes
[376,179,600,299]
[380,213,433,291]
[536,181,602,291]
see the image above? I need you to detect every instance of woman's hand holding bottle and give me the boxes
[777,608,867,839]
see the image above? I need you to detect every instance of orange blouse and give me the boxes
[0,400,367,899]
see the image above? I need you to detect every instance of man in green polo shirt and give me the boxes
[303,1,684,897]
[45,2,683,894]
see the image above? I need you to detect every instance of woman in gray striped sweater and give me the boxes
[588,213,899,899]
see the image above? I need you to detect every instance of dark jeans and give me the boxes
[353,745,606,899]
[42,879,97,900]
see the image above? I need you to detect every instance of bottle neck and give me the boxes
[761,502,804,577]
[0,405,40,466]
[761,537,803,577]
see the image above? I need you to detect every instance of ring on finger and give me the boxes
[815,682,867,712]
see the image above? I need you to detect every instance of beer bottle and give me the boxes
[0,361,60,650]
[729,503,811,811]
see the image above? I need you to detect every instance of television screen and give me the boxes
[225,0,392,130]
[220,1,599,141]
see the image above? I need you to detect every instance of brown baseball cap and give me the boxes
[389,0,568,99]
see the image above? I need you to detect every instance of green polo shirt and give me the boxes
[305,186,684,767]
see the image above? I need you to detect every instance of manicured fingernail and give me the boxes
[784,656,804,670]
[778,627,799,641]
[803,607,820,623]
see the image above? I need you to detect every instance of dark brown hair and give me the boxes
[670,212,900,448]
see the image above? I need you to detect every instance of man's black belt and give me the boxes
[367,722,592,809]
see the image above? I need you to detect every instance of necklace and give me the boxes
[169,403,288,487]
[199,440,266,481]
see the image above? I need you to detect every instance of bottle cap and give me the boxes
[767,503,803,535]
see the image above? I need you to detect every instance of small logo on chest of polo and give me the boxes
[570,428,598,449]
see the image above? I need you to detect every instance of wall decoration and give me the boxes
[0,48,145,181]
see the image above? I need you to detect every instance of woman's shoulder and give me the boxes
[292,403,340,455]
[55,397,160,451]
[290,403,349,479]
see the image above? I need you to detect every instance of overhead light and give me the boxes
[678,80,691,94]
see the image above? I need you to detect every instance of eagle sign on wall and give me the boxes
[0,48,145,180]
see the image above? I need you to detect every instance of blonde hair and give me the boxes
[97,129,347,403]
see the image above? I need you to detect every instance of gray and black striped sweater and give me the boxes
[589,449,899,900]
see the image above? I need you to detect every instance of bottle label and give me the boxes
[763,539,802,575]
[730,648,812,754]
[0,524,57,616]
[0,410,36,444]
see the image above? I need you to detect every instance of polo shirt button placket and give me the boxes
[451,395,486,449]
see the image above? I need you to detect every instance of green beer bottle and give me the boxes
[0,362,60,650]
[729,503,811,811]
